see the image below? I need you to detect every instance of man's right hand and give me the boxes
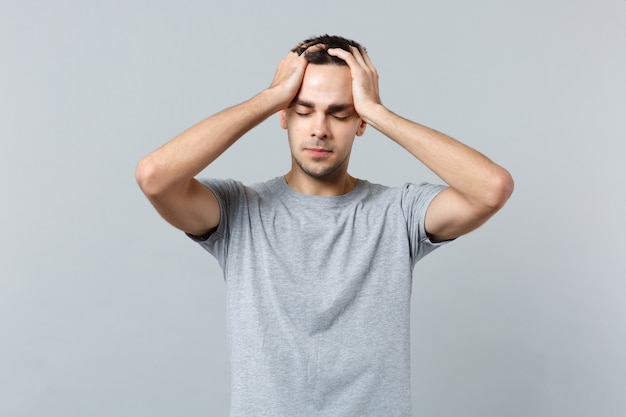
[268,44,324,109]
[135,45,321,237]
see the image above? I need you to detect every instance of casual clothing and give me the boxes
[188,176,448,417]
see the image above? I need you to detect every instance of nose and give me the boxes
[311,113,329,139]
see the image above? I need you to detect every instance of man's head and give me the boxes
[292,34,366,66]
[280,35,368,186]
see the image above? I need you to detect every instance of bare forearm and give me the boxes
[136,89,282,196]
[326,44,512,240]
[365,104,513,207]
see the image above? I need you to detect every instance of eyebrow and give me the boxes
[290,99,354,113]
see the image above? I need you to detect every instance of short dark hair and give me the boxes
[291,34,366,66]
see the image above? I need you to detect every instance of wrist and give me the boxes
[243,88,289,119]
[262,85,296,113]
[358,103,388,128]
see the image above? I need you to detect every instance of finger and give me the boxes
[358,47,375,71]
[351,46,378,77]
[327,47,360,68]
[303,43,326,56]
[292,40,325,55]
[328,47,374,83]
[279,50,303,65]
[348,46,369,69]
[291,41,309,55]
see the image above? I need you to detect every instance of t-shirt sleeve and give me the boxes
[401,182,451,267]
[185,178,245,269]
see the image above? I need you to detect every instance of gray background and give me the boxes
[2,0,625,416]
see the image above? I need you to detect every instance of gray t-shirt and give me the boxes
[189,176,448,417]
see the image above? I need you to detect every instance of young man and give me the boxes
[136,35,513,417]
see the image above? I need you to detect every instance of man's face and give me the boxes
[280,64,366,181]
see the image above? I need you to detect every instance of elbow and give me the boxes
[135,156,165,198]
[485,167,514,210]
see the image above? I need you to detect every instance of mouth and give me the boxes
[304,148,333,158]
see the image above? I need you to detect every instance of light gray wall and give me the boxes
[2,0,625,416]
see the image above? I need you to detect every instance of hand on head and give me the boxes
[269,43,326,109]
[327,46,381,121]
[269,35,381,118]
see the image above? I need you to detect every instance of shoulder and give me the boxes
[248,176,284,194]
[368,182,448,224]
[195,177,287,209]
[196,177,270,200]
[196,177,243,194]
[401,182,448,202]
[358,180,446,205]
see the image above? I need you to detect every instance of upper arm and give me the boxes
[424,187,501,243]
[144,178,221,237]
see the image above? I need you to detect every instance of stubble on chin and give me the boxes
[292,153,349,180]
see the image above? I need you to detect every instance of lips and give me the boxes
[305,148,332,157]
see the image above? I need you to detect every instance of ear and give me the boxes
[355,119,367,137]
[279,110,288,129]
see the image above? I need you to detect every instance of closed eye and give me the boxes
[331,113,353,121]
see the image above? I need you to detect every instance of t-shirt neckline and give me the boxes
[273,176,367,208]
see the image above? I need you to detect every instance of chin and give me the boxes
[293,153,350,180]
[302,164,345,180]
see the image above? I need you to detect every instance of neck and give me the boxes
[284,171,358,196]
